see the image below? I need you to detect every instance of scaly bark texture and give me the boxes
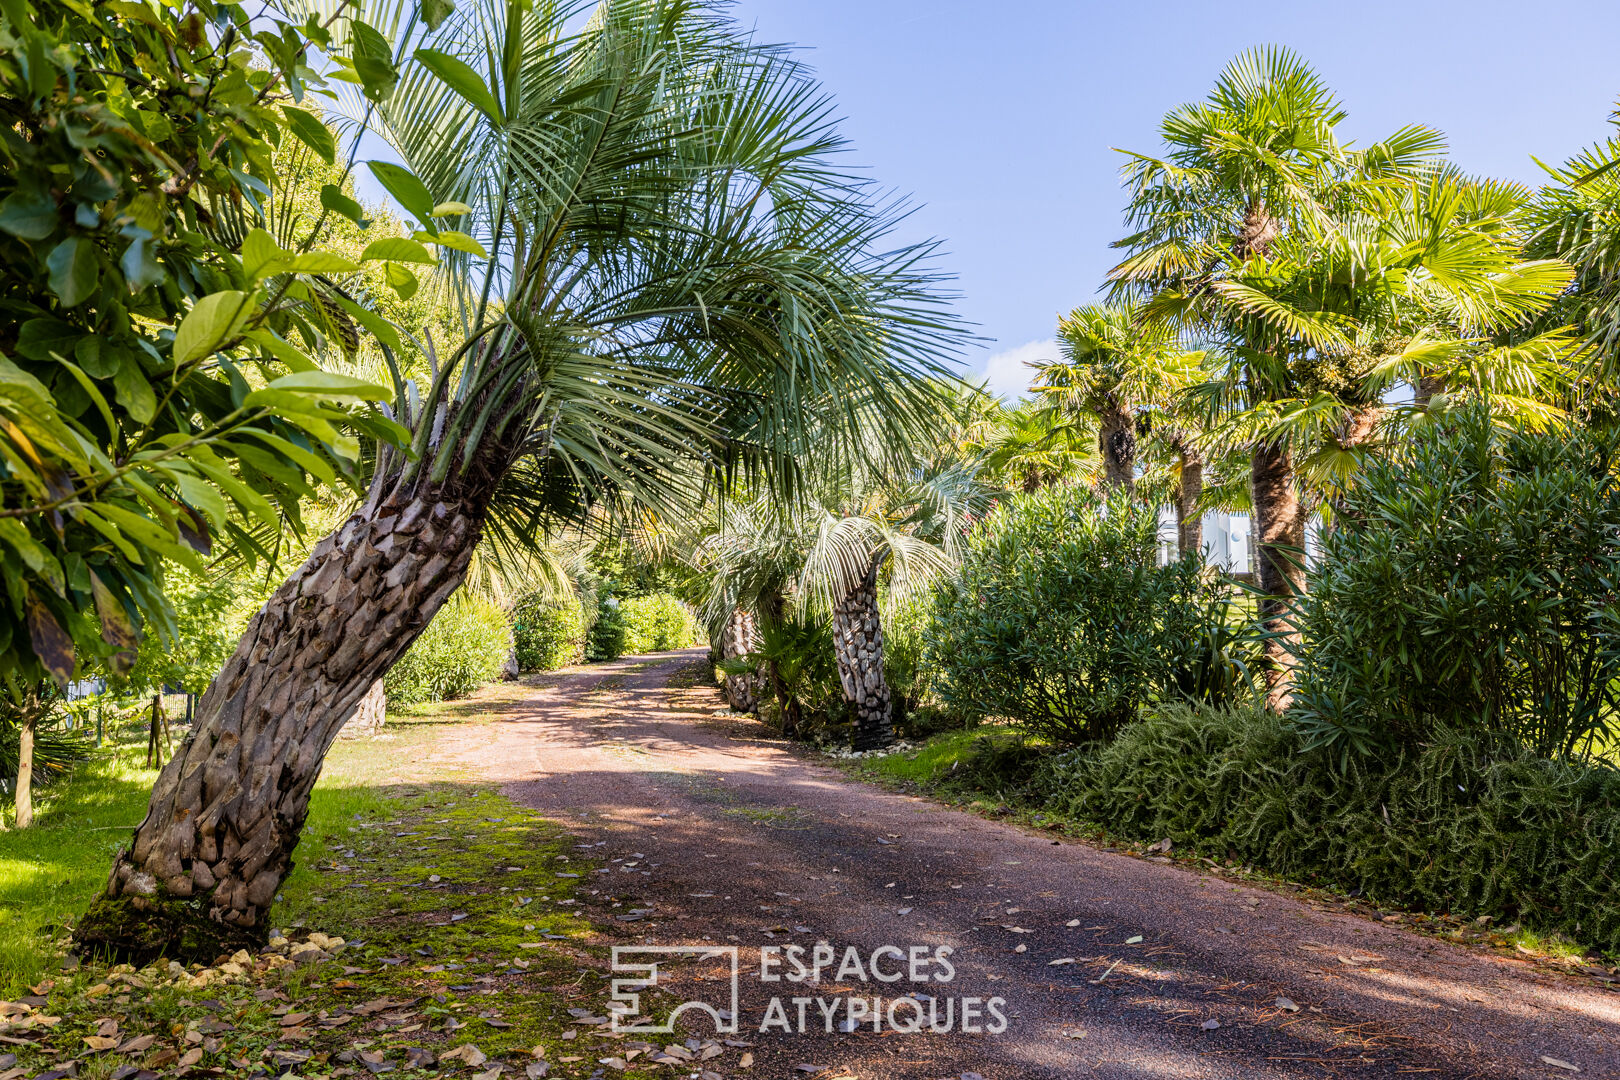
[832,556,892,752]
[76,479,488,963]
[338,680,388,740]
[1097,400,1137,493]
[1251,440,1306,711]
[1175,442,1204,559]
[718,606,764,713]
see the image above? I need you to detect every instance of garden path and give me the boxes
[428,651,1620,1080]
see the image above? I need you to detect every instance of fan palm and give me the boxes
[1036,303,1196,494]
[80,0,960,959]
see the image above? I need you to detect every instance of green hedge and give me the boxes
[1038,703,1620,950]
[619,594,700,654]
[512,595,585,672]
[386,593,513,705]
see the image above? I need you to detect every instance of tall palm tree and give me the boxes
[79,0,959,959]
[1110,47,1450,707]
[1036,303,1194,494]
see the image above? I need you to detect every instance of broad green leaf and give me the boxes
[350,20,399,103]
[418,0,455,30]
[384,261,418,300]
[175,472,230,529]
[174,290,256,367]
[432,201,473,217]
[112,355,157,424]
[46,237,98,306]
[241,228,286,279]
[16,318,84,362]
[183,453,279,531]
[0,519,64,596]
[75,508,144,564]
[0,186,57,240]
[419,229,488,258]
[277,251,362,274]
[249,370,392,402]
[365,161,437,233]
[360,236,436,265]
[413,47,503,125]
[329,294,403,355]
[281,104,336,164]
[320,183,371,229]
[244,329,319,372]
[241,429,337,484]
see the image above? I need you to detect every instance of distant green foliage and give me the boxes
[120,572,241,696]
[883,593,965,737]
[1292,411,1620,763]
[1039,702,1620,952]
[927,484,1211,743]
[511,595,585,672]
[586,601,628,662]
[620,594,700,654]
[385,594,512,705]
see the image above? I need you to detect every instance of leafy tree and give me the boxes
[0,0,404,701]
[82,0,960,959]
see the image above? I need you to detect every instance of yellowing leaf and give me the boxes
[360,236,436,265]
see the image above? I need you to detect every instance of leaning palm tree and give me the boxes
[78,0,959,959]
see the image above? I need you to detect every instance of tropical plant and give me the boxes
[973,401,1097,493]
[1291,409,1620,765]
[0,0,402,694]
[1037,303,1200,495]
[1112,48,1572,706]
[722,615,839,736]
[511,594,585,671]
[384,591,512,705]
[927,484,1212,744]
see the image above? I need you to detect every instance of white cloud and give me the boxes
[975,338,1060,402]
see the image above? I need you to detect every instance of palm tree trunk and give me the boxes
[832,556,892,751]
[719,606,764,713]
[75,477,488,963]
[1098,401,1136,493]
[1251,440,1305,711]
[1176,445,1204,559]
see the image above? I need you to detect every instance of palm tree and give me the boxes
[975,401,1097,493]
[78,0,960,960]
[1036,303,1192,494]
[1111,46,1452,707]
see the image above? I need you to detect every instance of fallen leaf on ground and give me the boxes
[1201,1019,1220,1030]
[1275,997,1300,1012]
[1540,1057,1580,1073]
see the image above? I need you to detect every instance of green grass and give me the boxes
[853,727,984,785]
[0,736,160,993]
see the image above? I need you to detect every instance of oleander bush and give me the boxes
[1292,410,1620,764]
[385,594,513,705]
[926,484,1213,744]
[587,600,629,662]
[620,593,701,654]
[1038,702,1620,950]
[511,595,586,672]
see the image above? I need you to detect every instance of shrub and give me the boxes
[1292,411,1620,763]
[926,484,1212,744]
[587,601,628,662]
[620,594,700,654]
[883,592,968,738]
[722,616,840,735]
[511,594,586,672]
[1039,702,1620,951]
[386,594,513,705]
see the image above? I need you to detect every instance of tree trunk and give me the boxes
[831,556,892,752]
[15,707,34,829]
[1097,400,1136,493]
[1176,445,1204,559]
[338,680,388,740]
[75,480,486,964]
[1251,440,1306,711]
[718,606,764,713]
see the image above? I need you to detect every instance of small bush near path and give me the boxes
[926,484,1212,744]
[386,593,513,705]
[511,595,586,672]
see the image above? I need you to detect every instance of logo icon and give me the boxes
[609,946,740,1034]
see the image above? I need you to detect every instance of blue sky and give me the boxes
[723,0,1620,399]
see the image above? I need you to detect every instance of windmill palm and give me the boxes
[1034,303,1196,494]
[80,0,959,959]
[1112,46,1453,707]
